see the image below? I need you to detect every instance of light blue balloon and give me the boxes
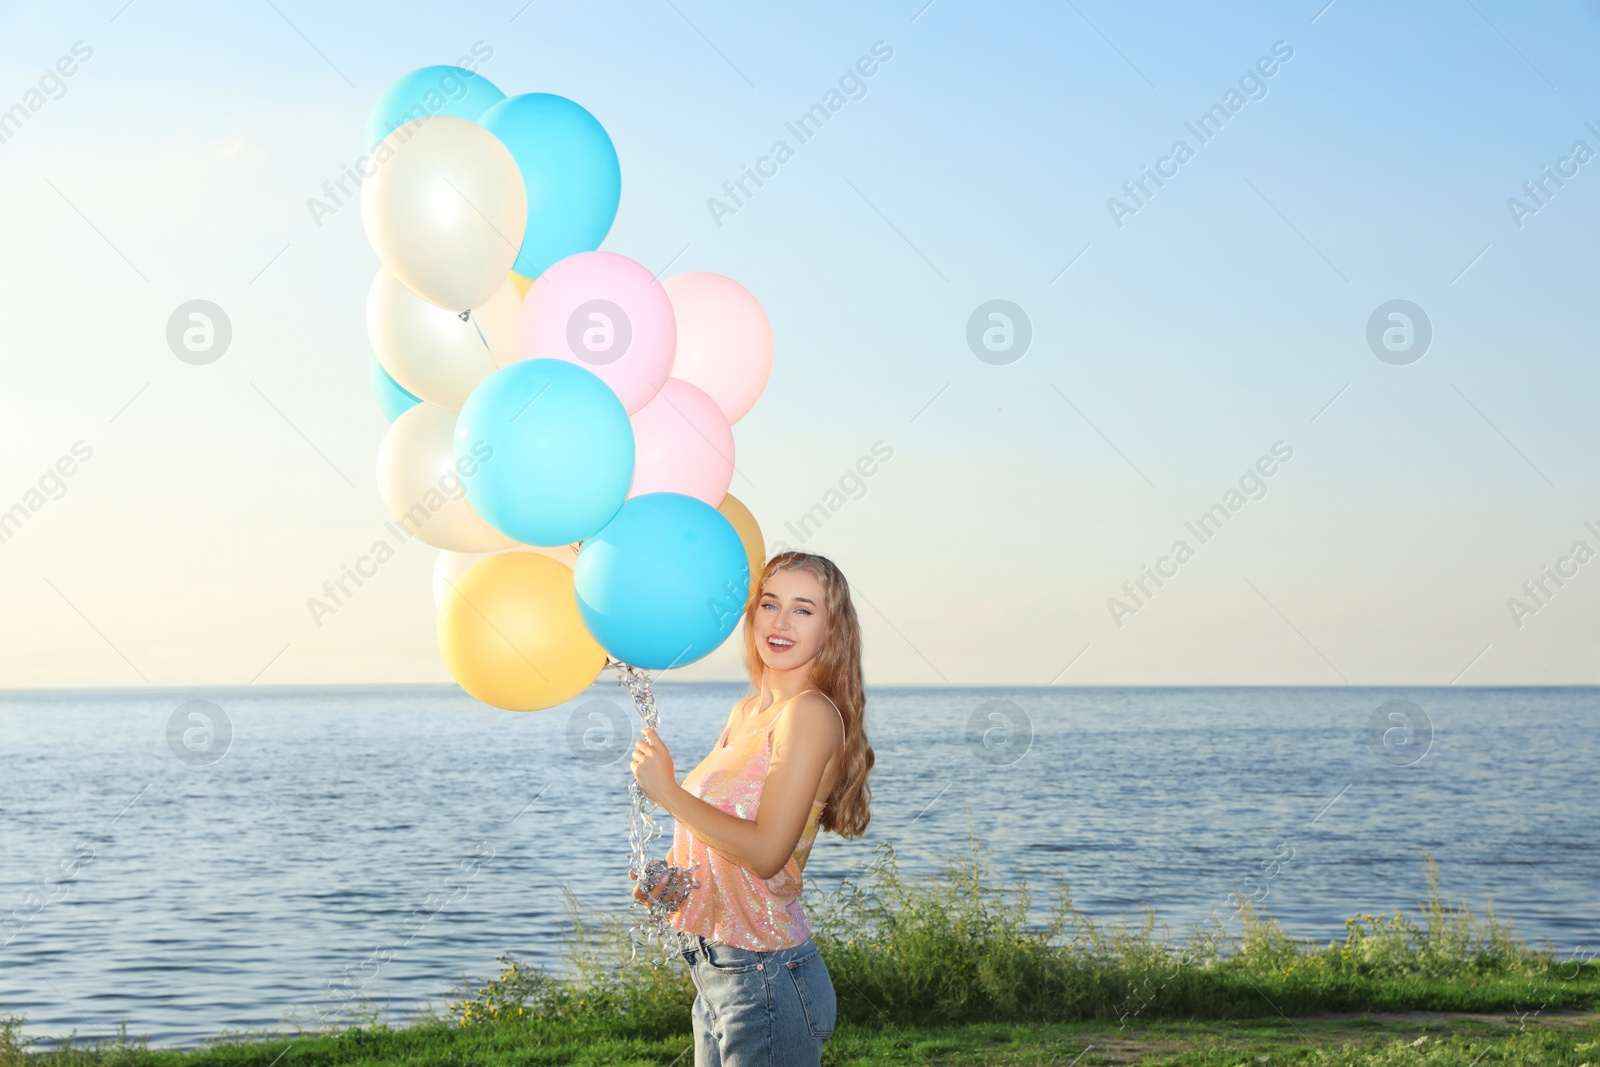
[573,493,750,670]
[455,359,633,546]
[370,357,421,423]
[479,93,621,278]
[365,65,506,151]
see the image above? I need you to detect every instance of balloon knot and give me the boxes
[458,310,471,322]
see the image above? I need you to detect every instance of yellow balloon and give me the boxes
[508,271,534,300]
[431,544,580,608]
[717,493,765,600]
[438,552,605,711]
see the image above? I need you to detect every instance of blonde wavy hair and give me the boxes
[740,551,874,839]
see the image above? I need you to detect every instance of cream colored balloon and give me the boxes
[377,402,518,552]
[367,270,520,411]
[360,115,528,312]
[432,544,580,607]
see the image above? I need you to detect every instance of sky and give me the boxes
[1,0,1598,689]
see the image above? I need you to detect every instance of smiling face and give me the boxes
[754,567,830,673]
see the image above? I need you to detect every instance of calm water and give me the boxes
[0,683,1594,1050]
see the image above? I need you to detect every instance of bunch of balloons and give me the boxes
[361,65,774,713]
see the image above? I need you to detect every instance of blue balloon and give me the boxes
[370,357,421,423]
[573,493,750,670]
[479,93,621,278]
[365,65,506,151]
[455,359,633,546]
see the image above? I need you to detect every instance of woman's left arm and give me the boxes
[634,694,838,880]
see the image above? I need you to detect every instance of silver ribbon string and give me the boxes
[460,307,493,353]
[607,657,701,965]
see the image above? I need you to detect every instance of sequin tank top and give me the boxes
[665,691,843,951]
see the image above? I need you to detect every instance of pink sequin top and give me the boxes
[665,691,843,951]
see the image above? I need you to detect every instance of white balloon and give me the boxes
[432,544,579,607]
[360,115,528,312]
[367,269,521,411]
[377,402,517,551]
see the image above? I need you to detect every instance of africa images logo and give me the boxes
[1106,40,1294,229]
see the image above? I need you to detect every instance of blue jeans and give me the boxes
[675,930,837,1065]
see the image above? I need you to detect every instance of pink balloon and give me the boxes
[517,251,676,414]
[627,378,735,505]
[662,272,773,424]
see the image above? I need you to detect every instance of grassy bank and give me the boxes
[4,830,1597,1064]
[9,1011,1599,1066]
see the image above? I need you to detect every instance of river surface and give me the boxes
[1,683,1593,1049]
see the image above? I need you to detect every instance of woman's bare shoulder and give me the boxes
[778,690,846,744]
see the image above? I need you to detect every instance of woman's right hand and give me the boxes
[630,868,668,906]
[631,847,678,906]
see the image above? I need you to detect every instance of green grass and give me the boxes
[6,1009,1599,1066]
[4,827,1597,1064]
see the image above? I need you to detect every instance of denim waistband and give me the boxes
[677,929,816,961]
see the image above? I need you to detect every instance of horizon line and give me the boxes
[3,680,1598,698]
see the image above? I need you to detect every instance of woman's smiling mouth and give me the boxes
[766,635,796,653]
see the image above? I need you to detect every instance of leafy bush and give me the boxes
[441,826,1594,1034]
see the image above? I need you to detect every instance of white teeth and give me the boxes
[768,637,795,648]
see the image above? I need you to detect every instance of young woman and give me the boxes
[630,550,875,1066]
